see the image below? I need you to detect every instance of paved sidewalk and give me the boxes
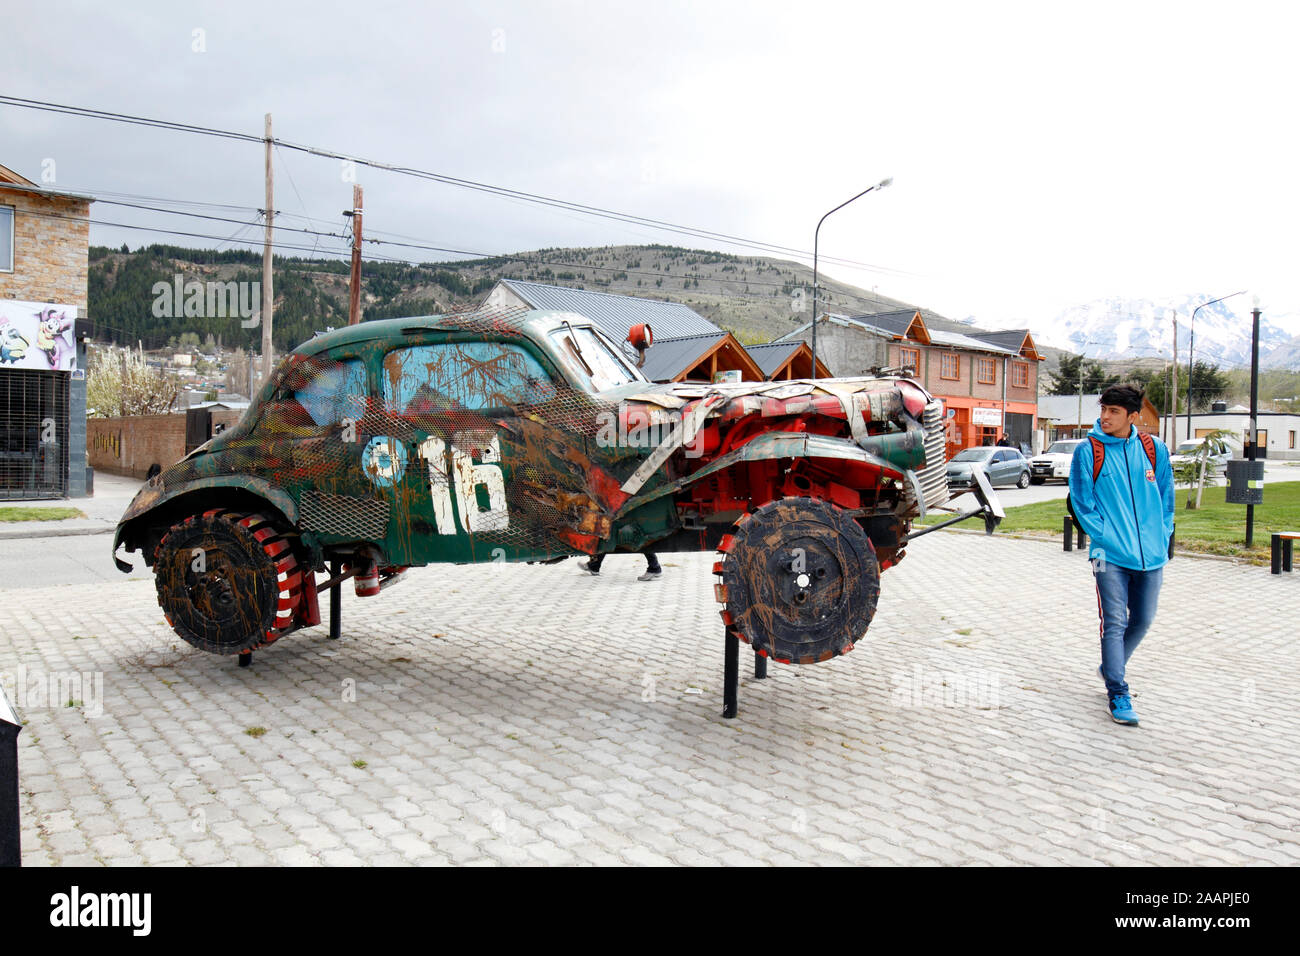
[5,531,1298,866]
[0,471,144,539]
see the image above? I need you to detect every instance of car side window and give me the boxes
[382,341,556,414]
[291,358,366,426]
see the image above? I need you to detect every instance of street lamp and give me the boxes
[1247,295,1262,546]
[1185,290,1246,443]
[811,177,892,380]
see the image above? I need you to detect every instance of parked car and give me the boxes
[947,446,1030,490]
[1170,437,1237,476]
[1029,438,1086,484]
[114,308,1002,670]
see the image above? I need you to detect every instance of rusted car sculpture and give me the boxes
[114,307,1000,679]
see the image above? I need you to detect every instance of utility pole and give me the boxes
[1246,301,1261,546]
[260,113,275,384]
[1077,355,1084,439]
[348,185,364,326]
[1170,311,1178,445]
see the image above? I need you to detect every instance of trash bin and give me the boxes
[1225,458,1264,505]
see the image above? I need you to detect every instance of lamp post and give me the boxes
[1247,296,1262,546]
[811,177,892,380]
[1186,290,1246,443]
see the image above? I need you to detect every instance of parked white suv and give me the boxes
[1030,439,1085,484]
[1170,437,1237,476]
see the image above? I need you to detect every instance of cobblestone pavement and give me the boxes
[5,531,1299,866]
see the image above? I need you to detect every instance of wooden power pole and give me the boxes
[1170,311,1178,445]
[260,113,275,383]
[348,185,364,325]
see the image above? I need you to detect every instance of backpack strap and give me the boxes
[1089,436,1105,483]
[1138,431,1158,470]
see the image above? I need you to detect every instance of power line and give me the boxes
[23,201,902,313]
[0,94,908,276]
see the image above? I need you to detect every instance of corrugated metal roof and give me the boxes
[779,312,1022,357]
[745,341,802,378]
[777,313,879,341]
[844,310,919,336]
[926,329,1018,355]
[967,329,1031,353]
[638,332,728,383]
[499,279,719,343]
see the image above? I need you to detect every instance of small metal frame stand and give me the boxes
[722,626,767,719]
[238,651,253,668]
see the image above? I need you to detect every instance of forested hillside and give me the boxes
[86,243,970,352]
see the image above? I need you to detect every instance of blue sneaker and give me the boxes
[1108,694,1139,726]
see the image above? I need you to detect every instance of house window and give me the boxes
[900,347,920,375]
[1011,361,1029,389]
[977,357,996,385]
[940,352,960,380]
[0,205,13,272]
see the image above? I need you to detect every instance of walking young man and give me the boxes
[1067,385,1174,726]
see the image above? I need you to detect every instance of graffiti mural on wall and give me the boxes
[0,299,78,371]
[93,430,122,459]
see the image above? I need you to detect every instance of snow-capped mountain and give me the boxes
[1031,295,1300,369]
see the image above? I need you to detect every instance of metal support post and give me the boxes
[330,559,342,640]
[723,626,739,719]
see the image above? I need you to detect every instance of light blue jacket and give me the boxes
[1068,421,1175,571]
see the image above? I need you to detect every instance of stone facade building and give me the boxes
[0,162,95,499]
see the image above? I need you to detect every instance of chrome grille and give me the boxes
[917,401,949,509]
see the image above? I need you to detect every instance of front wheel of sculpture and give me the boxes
[714,497,880,664]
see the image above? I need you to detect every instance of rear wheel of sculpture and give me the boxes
[154,510,304,655]
[714,496,880,664]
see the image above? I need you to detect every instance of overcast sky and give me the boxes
[5,0,1299,328]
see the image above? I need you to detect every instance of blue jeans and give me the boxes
[1093,562,1163,698]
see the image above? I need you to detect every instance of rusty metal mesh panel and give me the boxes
[300,491,389,539]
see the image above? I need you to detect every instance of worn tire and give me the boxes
[154,510,304,655]
[714,497,879,664]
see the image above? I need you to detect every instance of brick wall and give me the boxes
[88,410,245,478]
[0,189,90,308]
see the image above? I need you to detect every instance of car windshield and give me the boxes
[1046,441,1081,455]
[952,448,994,462]
[548,325,645,392]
